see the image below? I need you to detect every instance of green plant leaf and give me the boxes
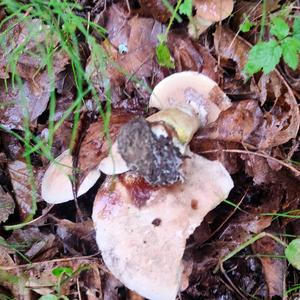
[156,43,175,69]
[281,37,300,70]
[52,267,73,277]
[179,0,193,17]
[270,17,289,40]
[285,239,300,270]
[240,16,254,33]
[39,295,58,300]
[244,40,282,75]
[293,18,300,40]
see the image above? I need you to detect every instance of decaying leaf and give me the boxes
[0,258,102,299]
[252,226,286,298]
[212,26,299,148]
[0,186,15,223]
[7,160,35,220]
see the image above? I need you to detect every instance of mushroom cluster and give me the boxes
[41,72,234,300]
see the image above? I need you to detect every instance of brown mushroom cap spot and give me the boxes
[194,0,234,22]
[149,72,231,128]
[92,151,233,300]
[41,150,101,204]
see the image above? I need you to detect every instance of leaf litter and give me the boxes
[0,0,300,299]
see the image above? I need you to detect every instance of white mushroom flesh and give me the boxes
[92,151,234,300]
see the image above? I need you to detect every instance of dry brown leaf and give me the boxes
[213,26,299,148]
[0,258,102,299]
[0,186,15,223]
[138,0,176,23]
[7,160,35,220]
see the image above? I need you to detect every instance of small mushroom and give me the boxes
[92,151,234,300]
[41,150,101,204]
[189,0,234,38]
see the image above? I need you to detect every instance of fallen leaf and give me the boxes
[7,160,35,220]
[252,225,286,298]
[138,0,177,23]
[0,186,15,223]
[213,26,299,148]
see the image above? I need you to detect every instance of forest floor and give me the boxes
[0,0,300,299]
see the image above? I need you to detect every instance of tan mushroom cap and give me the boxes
[194,0,234,22]
[92,151,234,300]
[41,150,101,204]
[149,71,231,128]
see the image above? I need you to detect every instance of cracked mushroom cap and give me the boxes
[149,71,231,128]
[92,151,234,300]
[195,0,234,22]
[41,150,101,204]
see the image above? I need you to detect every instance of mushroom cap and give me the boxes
[195,0,234,22]
[41,150,101,204]
[92,152,234,300]
[149,71,231,127]
[98,141,129,175]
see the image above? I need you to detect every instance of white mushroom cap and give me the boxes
[41,150,101,204]
[98,141,129,175]
[92,151,234,300]
[195,0,234,22]
[149,72,231,128]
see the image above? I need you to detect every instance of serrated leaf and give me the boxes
[240,16,254,33]
[281,37,300,70]
[156,43,175,69]
[285,239,300,270]
[244,40,282,75]
[270,17,289,40]
[179,0,193,17]
[52,266,73,277]
[293,18,300,41]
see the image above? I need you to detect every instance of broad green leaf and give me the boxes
[156,43,175,69]
[179,0,193,17]
[244,40,282,75]
[39,295,58,300]
[240,16,254,33]
[52,266,73,277]
[293,18,300,40]
[285,239,300,270]
[270,17,289,40]
[281,37,300,70]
